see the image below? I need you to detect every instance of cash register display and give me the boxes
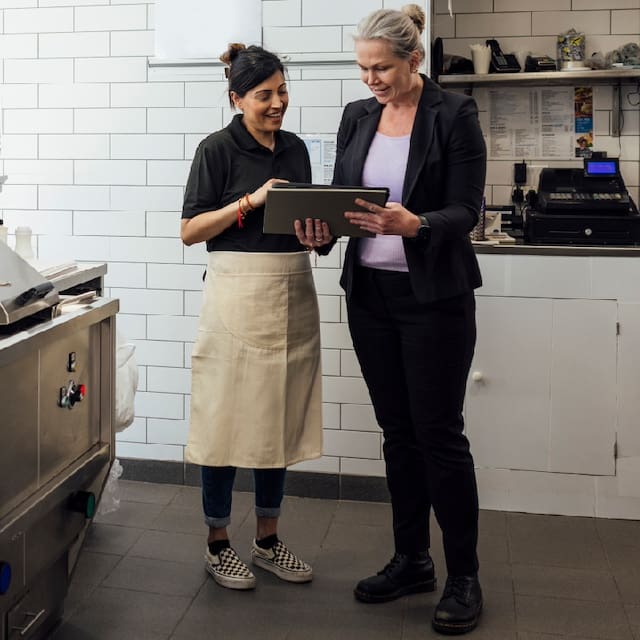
[584,159,619,178]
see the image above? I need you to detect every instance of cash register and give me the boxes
[525,157,640,245]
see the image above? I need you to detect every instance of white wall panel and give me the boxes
[147,263,205,290]
[147,419,189,446]
[147,108,221,134]
[4,7,73,33]
[146,211,181,237]
[74,109,147,134]
[0,84,37,108]
[103,262,147,288]
[74,160,147,186]
[3,159,72,184]
[109,237,183,263]
[75,5,147,31]
[263,0,301,26]
[1,210,71,235]
[184,82,227,108]
[456,12,531,38]
[147,315,199,342]
[341,403,379,433]
[39,32,109,58]
[39,185,110,210]
[1,135,37,159]
[39,134,110,159]
[323,429,380,459]
[4,109,73,134]
[147,367,191,394]
[73,209,146,235]
[39,84,110,108]
[114,289,183,316]
[110,186,183,212]
[0,0,37,7]
[132,340,185,368]
[147,160,191,186]
[110,30,154,57]
[5,59,73,84]
[0,33,37,58]
[302,0,379,26]
[75,58,147,83]
[110,134,184,160]
[532,10,612,36]
[264,26,342,53]
[111,82,184,108]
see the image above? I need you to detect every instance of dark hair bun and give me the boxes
[219,42,246,66]
[402,3,425,34]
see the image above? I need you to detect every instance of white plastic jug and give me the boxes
[14,226,34,260]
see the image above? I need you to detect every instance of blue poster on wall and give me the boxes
[574,86,594,158]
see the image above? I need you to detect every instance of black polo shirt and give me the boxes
[182,114,312,253]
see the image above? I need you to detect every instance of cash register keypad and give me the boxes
[549,192,623,201]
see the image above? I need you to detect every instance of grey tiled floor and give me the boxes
[52,480,640,640]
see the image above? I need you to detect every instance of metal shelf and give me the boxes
[438,68,640,87]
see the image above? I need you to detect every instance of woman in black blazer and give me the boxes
[332,4,486,635]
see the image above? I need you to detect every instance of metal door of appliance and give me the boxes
[0,355,39,521]
[39,326,101,485]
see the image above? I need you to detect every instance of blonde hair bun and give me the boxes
[402,4,426,35]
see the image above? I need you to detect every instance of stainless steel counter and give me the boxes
[473,242,640,257]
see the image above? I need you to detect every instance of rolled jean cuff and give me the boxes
[255,506,281,519]
[204,514,231,529]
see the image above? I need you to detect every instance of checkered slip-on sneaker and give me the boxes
[204,547,256,590]
[250,539,313,583]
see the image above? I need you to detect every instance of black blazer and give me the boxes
[332,75,486,304]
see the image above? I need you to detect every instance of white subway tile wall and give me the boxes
[1,1,639,519]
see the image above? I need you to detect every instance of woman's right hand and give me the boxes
[250,178,289,208]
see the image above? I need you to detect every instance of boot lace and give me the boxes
[442,575,469,602]
[379,553,405,577]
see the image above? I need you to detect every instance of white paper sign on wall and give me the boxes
[155,0,262,60]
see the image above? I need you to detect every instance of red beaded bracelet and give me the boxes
[237,198,245,228]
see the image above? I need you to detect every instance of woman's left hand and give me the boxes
[295,218,333,250]
[345,199,419,237]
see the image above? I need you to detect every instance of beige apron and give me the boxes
[186,251,322,468]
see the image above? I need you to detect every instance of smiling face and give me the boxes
[355,38,420,105]
[232,71,288,147]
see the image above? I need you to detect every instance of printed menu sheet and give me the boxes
[299,135,337,184]
[488,86,592,160]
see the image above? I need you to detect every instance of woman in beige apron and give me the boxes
[181,44,332,590]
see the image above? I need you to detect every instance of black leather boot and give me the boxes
[353,552,436,603]
[432,574,483,635]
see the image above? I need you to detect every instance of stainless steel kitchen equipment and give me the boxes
[0,243,117,640]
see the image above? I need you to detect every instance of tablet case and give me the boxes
[263,183,389,238]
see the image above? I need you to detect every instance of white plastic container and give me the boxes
[14,226,34,260]
[0,220,7,245]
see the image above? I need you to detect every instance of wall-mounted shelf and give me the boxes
[438,68,640,87]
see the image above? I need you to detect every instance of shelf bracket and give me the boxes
[612,82,622,137]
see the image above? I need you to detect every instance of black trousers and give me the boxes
[347,266,479,576]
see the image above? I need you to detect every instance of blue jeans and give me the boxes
[201,466,286,529]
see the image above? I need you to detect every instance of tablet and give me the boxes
[263,183,390,238]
